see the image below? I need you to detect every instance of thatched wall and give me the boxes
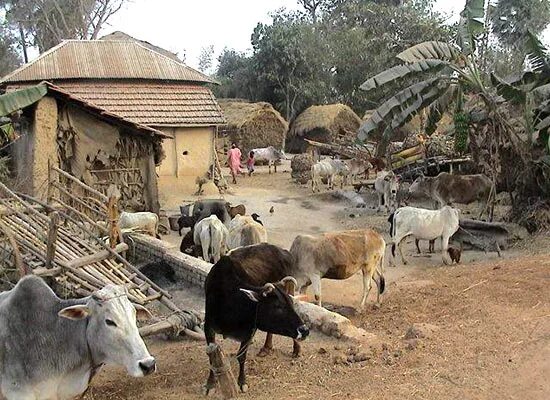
[287,104,361,153]
[219,99,288,153]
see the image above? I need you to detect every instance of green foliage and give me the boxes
[215,0,452,119]
[490,0,550,52]
[0,21,21,76]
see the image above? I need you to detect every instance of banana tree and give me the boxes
[358,0,495,156]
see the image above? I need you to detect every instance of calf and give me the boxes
[290,229,386,309]
[345,158,372,183]
[251,146,284,174]
[227,215,268,250]
[118,211,159,238]
[0,276,154,400]
[193,215,228,263]
[390,206,460,265]
[204,254,308,393]
[374,170,399,213]
[409,172,494,219]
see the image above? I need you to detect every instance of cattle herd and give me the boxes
[0,154,498,399]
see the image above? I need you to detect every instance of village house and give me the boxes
[0,82,167,212]
[0,35,225,192]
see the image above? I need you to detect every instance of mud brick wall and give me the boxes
[127,233,211,287]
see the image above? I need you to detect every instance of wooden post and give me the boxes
[106,184,121,249]
[45,211,59,270]
[206,343,238,399]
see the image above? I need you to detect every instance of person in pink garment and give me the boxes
[227,143,242,184]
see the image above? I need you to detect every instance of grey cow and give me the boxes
[0,276,155,400]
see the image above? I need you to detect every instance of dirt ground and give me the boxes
[86,162,549,400]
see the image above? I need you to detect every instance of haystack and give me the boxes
[219,99,288,153]
[287,104,361,153]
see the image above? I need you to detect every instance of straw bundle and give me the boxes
[218,99,288,153]
[291,154,313,184]
[287,104,361,153]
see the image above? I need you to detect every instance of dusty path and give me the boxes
[85,254,549,400]
[93,163,550,399]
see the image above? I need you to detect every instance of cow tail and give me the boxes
[377,245,386,295]
[389,211,397,257]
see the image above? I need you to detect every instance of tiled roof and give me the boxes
[0,40,215,84]
[51,81,226,126]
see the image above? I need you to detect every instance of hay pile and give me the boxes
[291,154,313,184]
[219,99,288,153]
[287,104,361,153]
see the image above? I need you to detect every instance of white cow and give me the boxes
[311,159,348,192]
[0,276,155,400]
[389,205,460,265]
[118,211,159,237]
[374,170,399,213]
[227,215,268,250]
[251,146,285,174]
[193,215,229,263]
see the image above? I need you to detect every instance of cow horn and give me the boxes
[280,276,298,288]
[262,283,276,296]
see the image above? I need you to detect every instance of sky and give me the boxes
[102,0,546,71]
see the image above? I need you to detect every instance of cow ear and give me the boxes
[59,305,90,320]
[239,288,260,303]
[134,304,153,321]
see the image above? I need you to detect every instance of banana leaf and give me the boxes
[490,73,527,105]
[525,31,550,73]
[359,59,449,92]
[426,85,458,134]
[358,78,447,141]
[397,41,459,63]
[457,0,485,55]
[0,84,48,117]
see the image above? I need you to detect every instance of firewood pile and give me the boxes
[0,168,202,339]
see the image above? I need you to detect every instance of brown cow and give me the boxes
[227,204,246,219]
[290,229,386,309]
[409,172,494,219]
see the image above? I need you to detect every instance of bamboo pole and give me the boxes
[65,243,128,269]
[50,181,105,218]
[50,166,108,202]
[45,212,59,270]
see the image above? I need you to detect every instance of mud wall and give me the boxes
[33,97,58,197]
[157,128,177,177]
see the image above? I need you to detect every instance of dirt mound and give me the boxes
[291,154,313,184]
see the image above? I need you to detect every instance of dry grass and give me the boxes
[219,99,288,153]
[287,104,361,153]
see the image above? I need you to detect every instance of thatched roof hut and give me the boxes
[287,104,362,153]
[218,99,288,153]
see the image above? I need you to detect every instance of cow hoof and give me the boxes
[373,303,381,310]
[257,347,274,357]
[202,385,213,396]
[292,351,301,358]
[240,384,249,393]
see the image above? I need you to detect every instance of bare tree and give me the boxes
[297,0,323,23]
[1,0,128,53]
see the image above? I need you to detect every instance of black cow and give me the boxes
[204,253,309,394]
[178,199,231,235]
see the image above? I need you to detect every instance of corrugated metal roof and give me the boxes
[50,81,226,126]
[0,40,215,84]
